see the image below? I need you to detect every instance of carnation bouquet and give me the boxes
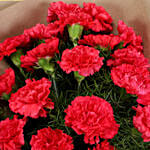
[0,1,150,150]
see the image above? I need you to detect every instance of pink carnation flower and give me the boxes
[30,127,74,150]
[64,96,119,144]
[9,78,54,118]
[58,45,104,77]
[133,105,150,142]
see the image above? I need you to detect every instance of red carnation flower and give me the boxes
[117,20,143,51]
[23,23,60,40]
[30,127,74,150]
[88,140,116,150]
[9,78,54,118]
[107,47,149,68]
[82,3,113,32]
[21,37,59,71]
[0,115,26,150]
[137,96,150,106]
[0,68,15,96]
[136,78,150,105]
[47,1,82,23]
[47,2,113,32]
[137,95,150,106]
[0,34,30,60]
[111,64,150,95]
[58,45,104,77]
[133,105,150,142]
[79,34,121,50]
[64,96,119,144]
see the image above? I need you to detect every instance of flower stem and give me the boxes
[19,67,26,78]
[52,77,59,99]
[73,42,78,47]
[77,81,81,95]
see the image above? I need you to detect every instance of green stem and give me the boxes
[77,81,81,95]
[52,77,59,99]
[73,41,78,47]
[19,67,26,78]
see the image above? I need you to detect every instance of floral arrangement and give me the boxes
[0,1,150,150]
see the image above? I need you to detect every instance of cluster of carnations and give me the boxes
[0,1,150,150]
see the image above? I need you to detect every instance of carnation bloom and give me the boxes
[0,68,15,96]
[111,64,150,95]
[0,115,26,150]
[23,23,60,40]
[137,95,150,106]
[82,3,113,32]
[88,140,116,150]
[9,78,54,118]
[136,78,150,105]
[47,1,82,23]
[117,20,143,51]
[58,45,104,77]
[107,47,149,68]
[133,105,150,142]
[78,34,121,50]
[47,2,113,32]
[64,96,119,144]
[21,37,59,71]
[0,34,30,60]
[30,127,74,150]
